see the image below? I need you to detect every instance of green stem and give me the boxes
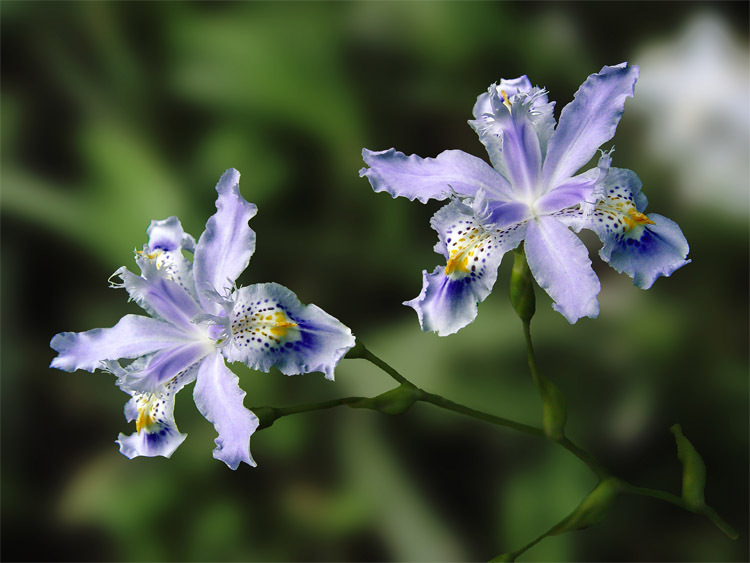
[620,483,738,540]
[252,396,366,429]
[253,343,736,558]
[345,340,415,388]
[522,320,542,390]
[417,389,545,439]
[557,437,610,480]
[352,343,606,480]
[621,483,685,508]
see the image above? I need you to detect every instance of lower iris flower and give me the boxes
[50,169,355,469]
[360,63,689,335]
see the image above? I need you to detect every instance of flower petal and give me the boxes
[117,425,187,459]
[144,216,197,300]
[194,169,258,314]
[193,352,259,469]
[221,283,355,380]
[471,76,533,121]
[146,216,196,254]
[542,63,639,190]
[405,199,526,335]
[470,81,556,180]
[583,168,690,289]
[601,214,691,289]
[524,215,600,323]
[50,315,191,372]
[114,341,212,393]
[115,366,195,460]
[360,148,513,203]
[501,114,543,198]
[112,265,205,332]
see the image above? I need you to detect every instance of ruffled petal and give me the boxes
[117,423,187,459]
[524,215,600,323]
[50,314,191,372]
[601,214,690,289]
[404,199,527,335]
[582,168,690,289]
[194,169,258,314]
[360,148,513,203]
[115,364,196,460]
[470,81,556,177]
[221,283,355,381]
[542,63,639,190]
[193,352,259,469]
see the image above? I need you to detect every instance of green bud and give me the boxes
[509,246,536,323]
[489,553,515,562]
[352,385,419,415]
[550,477,620,535]
[670,424,706,509]
[539,375,567,440]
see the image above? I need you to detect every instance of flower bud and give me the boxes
[509,247,535,323]
[670,424,706,509]
[352,385,419,415]
[550,477,620,535]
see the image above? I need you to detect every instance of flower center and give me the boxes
[500,90,512,112]
[135,394,164,434]
[231,304,299,347]
[445,230,492,278]
[597,198,655,232]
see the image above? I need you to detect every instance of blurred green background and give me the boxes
[2,1,748,561]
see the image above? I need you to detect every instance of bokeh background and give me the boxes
[2,1,748,561]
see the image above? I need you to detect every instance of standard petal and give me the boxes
[534,181,593,216]
[115,341,212,393]
[500,114,543,198]
[221,283,355,381]
[542,63,639,190]
[113,265,205,332]
[194,169,258,314]
[360,148,513,203]
[193,352,259,469]
[524,215,600,323]
[50,314,191,372]
[405,200,526,335]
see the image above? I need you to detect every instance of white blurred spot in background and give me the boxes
[634,13,749,220]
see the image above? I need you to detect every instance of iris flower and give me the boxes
[360,63,689,335]
[50,169,355,469]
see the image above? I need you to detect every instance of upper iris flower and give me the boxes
[360,63,689,335]
[50,169,355,469]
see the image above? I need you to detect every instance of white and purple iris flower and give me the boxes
[360,63,689,335]
[50,169,356,469]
